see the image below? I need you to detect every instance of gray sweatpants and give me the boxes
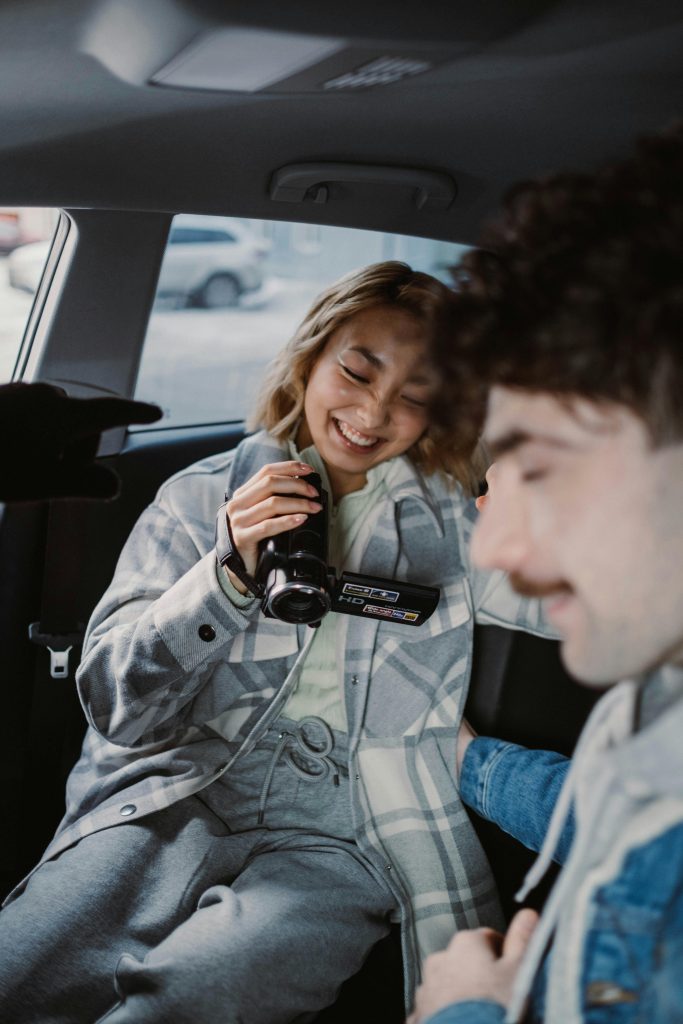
[0,718,396,1023]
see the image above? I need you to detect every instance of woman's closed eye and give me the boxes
[339,359,430,409]
[401,393,427,408]
[339,362,369,384]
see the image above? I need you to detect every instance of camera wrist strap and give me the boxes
[215,499,263,598]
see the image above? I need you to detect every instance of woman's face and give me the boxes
[297,304,437,499]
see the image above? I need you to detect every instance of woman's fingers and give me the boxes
[224,461,322,577]
[237,478,321,515]
[231,462,320,512]
[231,493,322,532]
[232,460,315,496]
[232,496,321,542]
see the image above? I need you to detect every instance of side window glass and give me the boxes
[133,215,469,430]
[205,229,236,243]
[0,207,59,381]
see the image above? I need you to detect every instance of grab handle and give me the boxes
[269,161,456,210]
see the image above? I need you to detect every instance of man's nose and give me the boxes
[471,487,530,573]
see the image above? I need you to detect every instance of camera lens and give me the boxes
[254,474,331,625]
[270,585,330,624]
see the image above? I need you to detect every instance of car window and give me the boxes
[0,207,59,381]
[133,214,469,430]
[169,226,239,245]
[202,228,236,243]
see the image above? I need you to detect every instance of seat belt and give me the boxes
[28,500,89,678]
[17,499,91,872]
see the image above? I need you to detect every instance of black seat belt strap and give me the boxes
[20,499,90,873]
[28,500,88,679]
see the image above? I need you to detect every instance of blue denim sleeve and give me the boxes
[424,1000,506,1024]
[460,737,574,863]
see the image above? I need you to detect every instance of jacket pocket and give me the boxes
[581,904,659,1023]
[363,579,473,737]
[581,839,679,1024]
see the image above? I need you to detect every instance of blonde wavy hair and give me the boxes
[249,261,487,495]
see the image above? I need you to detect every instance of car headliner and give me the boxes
[0,0,681,243]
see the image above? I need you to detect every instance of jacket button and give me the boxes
[120,804,137,816]
[198,624,216,642]
[585,981,638,1005]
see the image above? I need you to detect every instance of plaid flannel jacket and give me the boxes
[7,431,551,1002]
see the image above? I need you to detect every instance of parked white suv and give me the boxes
[8,214,270,309]
[159,214,270,307]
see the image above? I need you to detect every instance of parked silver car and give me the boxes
[159,214,270,307]
[8,214,270,308]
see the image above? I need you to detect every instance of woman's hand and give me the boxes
[223,461,322,593]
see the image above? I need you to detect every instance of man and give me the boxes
[411,124,683,1023]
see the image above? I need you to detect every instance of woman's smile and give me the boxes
[332,417,383,453]
[297,304,435,499]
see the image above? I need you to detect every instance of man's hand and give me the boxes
[407,908,539,1023]
[455,717,477,781]
[0,382,162,501]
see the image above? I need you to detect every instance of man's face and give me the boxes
[472,386,683,685]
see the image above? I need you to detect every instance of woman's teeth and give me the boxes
[335,419,379,448]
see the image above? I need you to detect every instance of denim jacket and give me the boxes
[427,666,683,1024]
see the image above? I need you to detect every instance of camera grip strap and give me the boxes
[215,499,264,598]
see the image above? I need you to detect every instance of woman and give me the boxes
[0,262,549,1024]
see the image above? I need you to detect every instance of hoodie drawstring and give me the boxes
[257,716,341,825]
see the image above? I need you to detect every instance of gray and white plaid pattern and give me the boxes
[5,432,552,1002]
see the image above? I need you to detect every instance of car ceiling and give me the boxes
[0,0,681,243]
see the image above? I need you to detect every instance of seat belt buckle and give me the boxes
[48,646,72,678]
[28,623,85,679]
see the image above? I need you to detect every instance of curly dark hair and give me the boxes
[438,123,683,447]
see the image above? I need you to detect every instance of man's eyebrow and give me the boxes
[485,429,574,459]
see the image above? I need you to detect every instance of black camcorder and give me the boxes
[254,473,440,628]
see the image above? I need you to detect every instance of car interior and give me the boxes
[0,1,681,1019]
